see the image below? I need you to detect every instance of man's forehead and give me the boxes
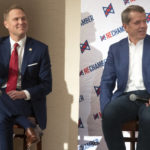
[129,12,146,20]
[7,9,26,17]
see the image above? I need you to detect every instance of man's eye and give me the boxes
[135,21,139,25]
[13,18,18,21]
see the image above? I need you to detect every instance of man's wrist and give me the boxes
[23,90,31,100]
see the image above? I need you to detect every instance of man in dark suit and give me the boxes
[100,5,150,150]
[0,5,52,150]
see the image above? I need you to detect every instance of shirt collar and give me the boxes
[128,37,144,46]
[10,36,27,49]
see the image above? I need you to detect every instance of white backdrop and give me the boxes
[79,0,150,150]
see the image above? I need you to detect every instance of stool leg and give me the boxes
[130,131,135,150]
[37,138,42,150]
[23,129,26,150]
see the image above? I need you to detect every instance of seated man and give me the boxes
[100,5,150,150]
[0,4,52,150]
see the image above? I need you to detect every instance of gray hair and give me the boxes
[121,5,145,24]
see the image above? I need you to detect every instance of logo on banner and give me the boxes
[94,86,100,96]
[78,136,102,150]
[81,15,94,26]
[100,26,125,41]
[146,13,150,23]
[93,112,102,120]
[103,3,115,17]
[78,118,84,128]
[80,59,106,76]
[79,95,85,102]
[123,0,136,5]
[80,40,90,53]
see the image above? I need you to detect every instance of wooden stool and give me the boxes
[122,120,138,150]
[13,124,42,150]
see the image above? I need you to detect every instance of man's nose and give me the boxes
[18,19,24,24]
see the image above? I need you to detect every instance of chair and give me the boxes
[122,120,139,150]
[13,118,42,150]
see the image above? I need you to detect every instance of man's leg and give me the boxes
[0,112,13,150]
[137,105,150,150]
[0,92,41,148]
[102,93,139,150]
[0,92,35,128]
[15,116,36,129]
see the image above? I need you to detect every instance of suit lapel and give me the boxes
[143,35,150,76]
[21,37,32,75]
[120,38,129,74]
[119,38,129,89]
[2,37,11,66]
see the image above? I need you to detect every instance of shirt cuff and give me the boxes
[23,90,31,100]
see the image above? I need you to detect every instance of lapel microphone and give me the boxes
[129,94,149,103]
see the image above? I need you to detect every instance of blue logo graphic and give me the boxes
[80,59,106,76]
[123,0,136,5]
[80,40,90,53]
[100,26,125,41]
[78,118,84,128]
[94,86,101,96]
[81,15,94,26]
[78,139,100,150]
[103,3,115,17]
[123,0,130,5]
[93,112,102,120]
[79,95,84,102]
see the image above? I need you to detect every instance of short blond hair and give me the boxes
[4,4,25,20]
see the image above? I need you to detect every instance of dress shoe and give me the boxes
[25,127,41,148]
[35,124,43,137]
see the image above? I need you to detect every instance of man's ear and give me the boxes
[123,23,128,33]
[4,21,8,29]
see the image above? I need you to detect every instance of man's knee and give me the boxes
[0,113,11,128]
[139,107,150,124]
[102,104,119,122]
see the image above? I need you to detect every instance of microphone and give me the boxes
[129,94,149,103]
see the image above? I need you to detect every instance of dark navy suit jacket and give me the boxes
[100,34,150,113]
[0,36,52,129]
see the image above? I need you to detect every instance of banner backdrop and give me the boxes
[79,0,150,150]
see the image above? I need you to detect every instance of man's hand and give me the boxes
[7,90,27,100]
[146,99,150,107]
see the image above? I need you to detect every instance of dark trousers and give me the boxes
[0,92,35,150]
[102,90,150,150]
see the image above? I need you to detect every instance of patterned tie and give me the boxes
[6,43,19,93]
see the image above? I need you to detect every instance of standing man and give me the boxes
[100,5,150,150]
[0,4,52,150]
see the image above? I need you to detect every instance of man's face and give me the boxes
[123,11,147,44]
[4,9,28,41]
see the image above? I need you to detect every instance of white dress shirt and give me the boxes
[125,39,146,92]
[3,36,30,100]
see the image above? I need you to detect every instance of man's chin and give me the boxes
[17,33,26,39]
[139,34,146,40]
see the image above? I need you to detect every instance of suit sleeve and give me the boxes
[100,46,116,113]
[26,45,52,99]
